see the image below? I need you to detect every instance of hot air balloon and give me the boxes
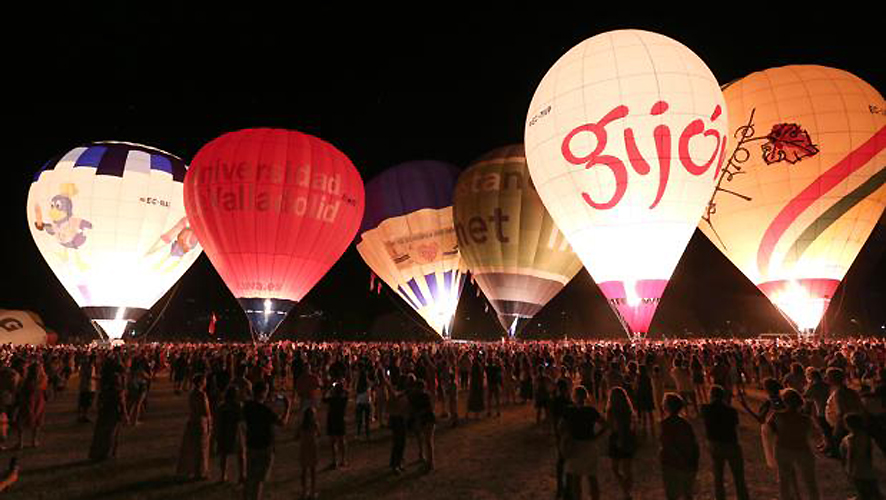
[0,310,50,346]
[183,128,364,341]
[357,161,464,338]
[524,30,728,338]
[27,141,202,340]
[453,145,583,338]
[700,65,886,334]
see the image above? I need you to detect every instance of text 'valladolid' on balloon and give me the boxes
[184,128,365,341]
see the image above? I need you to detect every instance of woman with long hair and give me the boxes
[176,373,212,480]
[634,365,655,437]
[467,357,485,420]
[768,389,820,500]
[606,386,637,500]
[88,360,129,461]
[14,361,48,449]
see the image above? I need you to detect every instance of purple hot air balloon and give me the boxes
[356,161,464,338]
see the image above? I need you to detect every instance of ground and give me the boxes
[2,374,881,499]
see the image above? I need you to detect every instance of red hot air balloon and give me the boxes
[184,129,365,341]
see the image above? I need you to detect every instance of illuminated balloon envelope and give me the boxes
[453,145,583,337]
[699,65,886,333]
[524,30,728,336]
[27,142,202,339]
[183,128,365,341]
[0,310,49,346]
[357,160,464,338]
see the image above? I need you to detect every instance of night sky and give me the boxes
[5,6,885,341]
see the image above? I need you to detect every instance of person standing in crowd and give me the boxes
[14,361,48,449]
[535,366,552,424]
[410,379,437,472]
[840,412,882,500]
[550,378,573,498]
[295,363,322,418]
[768,388,820,500]
[127,360,150,426]
[176,374,212,480]
[690,355,707,406]
[324,381,349,469]
[825,367,865,457]
[606,386,636,500]
[560,385,606,500]
[467,357,485,419]
[671,359,696,417]
[296,408,321,500]
[738,377,784,469]
[354,369,372,441]
[446,369,459,427]
[635,364,655,437]
[659,393,699,500]
[77,355,98,423]
[388,377,410,474]
[242,381,291,500]
[803,368,833,453]
[701,385,750,500]
[485,356,502,417]
[215,386,245,484]
[89,360,129,461]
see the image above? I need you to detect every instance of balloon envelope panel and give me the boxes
[525,30,727,334]
[700,65,886,331]
[357,161,463,337]
[453,145,583,335]
[27,142,202,339]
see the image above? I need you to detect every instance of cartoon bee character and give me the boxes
[33,183,92,270]
[145,216,199,272]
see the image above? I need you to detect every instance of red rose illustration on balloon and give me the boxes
[761,123,819,165]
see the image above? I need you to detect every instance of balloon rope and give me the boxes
[140,281,182,341]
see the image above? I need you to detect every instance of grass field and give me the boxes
[2,373,880,499]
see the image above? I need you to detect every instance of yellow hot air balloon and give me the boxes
[453,145,583,337]
[700,65,886,333]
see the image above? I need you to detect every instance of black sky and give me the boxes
[5,6,885,341]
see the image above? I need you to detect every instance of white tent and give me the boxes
[0,310,49,345]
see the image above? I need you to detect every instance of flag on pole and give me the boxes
[208,312,217,336]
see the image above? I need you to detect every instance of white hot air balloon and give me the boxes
[27,141,202,340]
[525,30,728,337]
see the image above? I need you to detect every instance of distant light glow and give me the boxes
[94,319,129,340]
